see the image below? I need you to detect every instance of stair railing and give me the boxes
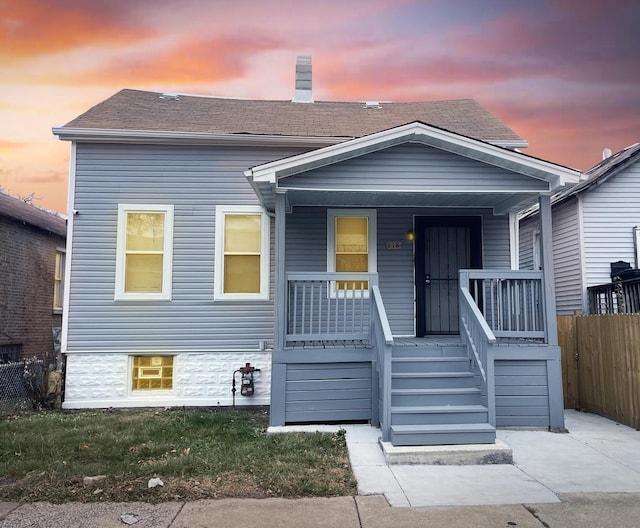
[459,285,496,426]
[370,282,393,442]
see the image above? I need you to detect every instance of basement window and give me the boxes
[132,356,174,391]
[0,344,22,363]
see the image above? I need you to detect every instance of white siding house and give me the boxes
[520,143,640,315]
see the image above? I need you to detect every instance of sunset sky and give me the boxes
[1,0,638,214]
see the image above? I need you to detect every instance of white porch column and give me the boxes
[539,194,558,346]
[274,191,288,351]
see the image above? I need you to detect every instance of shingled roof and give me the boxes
[0,191,66,237]
[60,89,525,145]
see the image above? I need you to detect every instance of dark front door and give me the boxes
[415,217,482,336]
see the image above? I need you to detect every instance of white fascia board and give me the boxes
[489,139,529,149]
[248,123,420,183]
[281,186,547,195]
[247,122,580,187]
[51,127,346,148]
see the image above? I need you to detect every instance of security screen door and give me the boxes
[415,217,482,336]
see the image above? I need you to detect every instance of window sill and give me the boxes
[114,293,173,302]
[214,294,270,302]
[53,307,63,315]
[130,390,175,397]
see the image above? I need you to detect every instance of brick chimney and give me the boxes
[292,56,313,103]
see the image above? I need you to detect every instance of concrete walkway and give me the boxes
[345,409,640,507]
[2,411,640,527]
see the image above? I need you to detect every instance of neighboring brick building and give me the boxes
[0,191,66,363]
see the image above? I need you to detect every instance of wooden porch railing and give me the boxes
[588,277,640,314]
[285,272,376,343]
[460,270,546,341]
[459,287,495,425]
[371,285,393,442]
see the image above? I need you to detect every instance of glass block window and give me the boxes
[132,356,173,391]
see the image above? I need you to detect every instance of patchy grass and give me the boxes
[0,408,356,503]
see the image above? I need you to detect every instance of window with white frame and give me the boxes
[214,206,269,300]
[53,249,65,311]
[327,209,377,291]
[115,204,174,301]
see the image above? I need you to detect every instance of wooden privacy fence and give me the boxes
[558,314,640,430]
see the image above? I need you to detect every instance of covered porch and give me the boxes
[245,122,580,445]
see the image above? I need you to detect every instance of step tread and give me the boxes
[392,387,481,395]
[391,423,496,433]
[391,405,488,414]
[392,372,474,378]
[392,357,468,362]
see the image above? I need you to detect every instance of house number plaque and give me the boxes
[386,241,402,250]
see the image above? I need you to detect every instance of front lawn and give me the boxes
[0,408,356,503]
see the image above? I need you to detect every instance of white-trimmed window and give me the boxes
[115,204,174,301]
[327,209,377,291]
[132,356,174,391]
[214,205,269,300]
[53,249,65,312]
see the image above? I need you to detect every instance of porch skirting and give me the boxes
[270,348,376,426]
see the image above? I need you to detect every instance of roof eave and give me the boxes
[51,127,350,148]
[490,139,529,149]
[247,122,579,189]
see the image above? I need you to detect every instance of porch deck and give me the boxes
[283,336,464,350]
[284,339,372,350]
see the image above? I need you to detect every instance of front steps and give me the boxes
[389,342,496,446]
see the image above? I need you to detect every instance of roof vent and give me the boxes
[364,101,381,109]
[292,56,313,103]
[159,93,180,101]
[602,148,612,160]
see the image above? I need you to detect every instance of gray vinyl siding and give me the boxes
[285,207,510,336]
[280,143,550,192]
[482,215,511,270]
[551,199,583,314]
[69,143,304,352]
[582,162,640,288]
[518,215,536,270]
[519,200,583,315]
[495,359,550,427]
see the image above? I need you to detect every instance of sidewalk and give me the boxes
[2,411,640,527]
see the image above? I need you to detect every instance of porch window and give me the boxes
[115,204,174,301]
[132,356,173,391]
[214,205,269,300]
[327,209,377,290]
[53,249,65,311]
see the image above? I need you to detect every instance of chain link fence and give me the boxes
[0,360,45,414]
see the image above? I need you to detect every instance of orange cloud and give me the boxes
[0,139,26,151]
[0,0,155,62]
[36,33,284,87]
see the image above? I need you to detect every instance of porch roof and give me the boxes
[245,122,581,214]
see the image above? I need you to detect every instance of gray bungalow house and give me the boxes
[520,143,640,315]
[54,58,580,446]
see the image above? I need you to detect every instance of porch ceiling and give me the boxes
[254,184,543,214]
